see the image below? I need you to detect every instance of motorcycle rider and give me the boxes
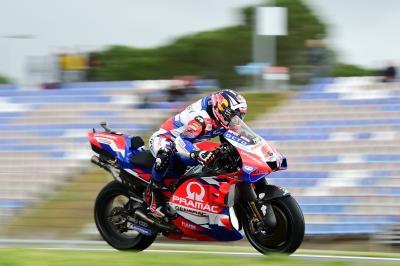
[147,89,247,217]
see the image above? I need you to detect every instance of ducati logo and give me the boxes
[186,182,205,202]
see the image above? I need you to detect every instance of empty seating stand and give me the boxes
[0,81,184,225]
[252,77,400,235]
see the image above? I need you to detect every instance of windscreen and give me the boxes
[227,116,263,145]
[227,116,282,165]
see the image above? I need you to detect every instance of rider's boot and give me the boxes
[145,179,167,218]
[145,148,172,218]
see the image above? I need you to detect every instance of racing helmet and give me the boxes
[210,89,247,128]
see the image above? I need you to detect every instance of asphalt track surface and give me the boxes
[1,239,400,264]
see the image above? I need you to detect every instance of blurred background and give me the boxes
[0,0,399,254]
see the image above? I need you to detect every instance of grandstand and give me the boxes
[0,81,189,228]
[253,77,400,235]
[1,77,400,239]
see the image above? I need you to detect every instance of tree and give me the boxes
[332,63,379,77]
[93,0,326,87]
[0,74,10,84]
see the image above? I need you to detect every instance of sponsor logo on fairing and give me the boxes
[186,182,205,201]
[131,224,153,236]
[172,195,219,213]
[225,133,249,145]
[174,205,208,216]
[181,221,197,230]
[172,181,219,214]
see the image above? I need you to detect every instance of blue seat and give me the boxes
[300,205,345,214]
[0,123,149,132]
[306,223,383,234]
[305,156,338,163]
[0,199,26,208]
[296,92,339,100]
[377,187,400,196]
[85,111,119,117]
[258,133,330,141]
[60,81,133,90]
[381,105,400,111]
[306,119,400,128]
[0,90,102,97]
[366,155,400,162]
[339,98,400,106]
[0,145,56,153]
[10,95,112,104]
[269,171,329,179]
[271,178,318,187]
[297,196,355,205]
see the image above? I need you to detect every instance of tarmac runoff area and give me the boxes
[0,239,400,264]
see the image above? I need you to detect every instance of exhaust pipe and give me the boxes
[91,155,121,182]
[91,155,104,167]
[134,210,181,234]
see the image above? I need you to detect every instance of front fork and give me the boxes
[237,180,277,233]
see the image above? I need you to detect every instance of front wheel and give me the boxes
[94,181,157,251]
[243,196,305,254]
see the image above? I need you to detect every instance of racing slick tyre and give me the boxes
[243,195,305,254]
[94,181,157,251]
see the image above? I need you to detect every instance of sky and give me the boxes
[0,0,399,83]
[306,0,399,68]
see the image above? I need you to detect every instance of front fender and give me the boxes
[233,183,290,231]
[256,184,290,202]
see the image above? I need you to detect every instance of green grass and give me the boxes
[0,248,385,266]
[6,168,111,238]
[146,244,400,259]
[241,92,291,122]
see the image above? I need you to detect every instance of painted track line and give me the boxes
[2,240,400,263]
[0,239,224,248]
[30,247,400,263]
[292,254,400,262]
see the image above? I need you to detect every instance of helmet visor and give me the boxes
[233,109,246,120]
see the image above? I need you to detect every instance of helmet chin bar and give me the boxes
[211,90,248,127]
[235,110,246,120]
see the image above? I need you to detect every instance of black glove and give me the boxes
[154,148,171,173]
[190,150,215,165]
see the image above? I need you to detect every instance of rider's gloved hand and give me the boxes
[190,150,215,165]
[154,148,171,173]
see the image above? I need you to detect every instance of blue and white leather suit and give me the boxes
[149,95,225,181]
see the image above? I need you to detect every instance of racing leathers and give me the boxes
[149,95,225,183]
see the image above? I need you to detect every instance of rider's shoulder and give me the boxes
[182,109,209,125]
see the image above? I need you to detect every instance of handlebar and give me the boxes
[207,143,241,174]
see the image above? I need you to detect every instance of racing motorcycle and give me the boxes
[88,117,304,254]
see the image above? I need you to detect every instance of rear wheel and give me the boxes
[94,181,157,251]
[243,196,304,254]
